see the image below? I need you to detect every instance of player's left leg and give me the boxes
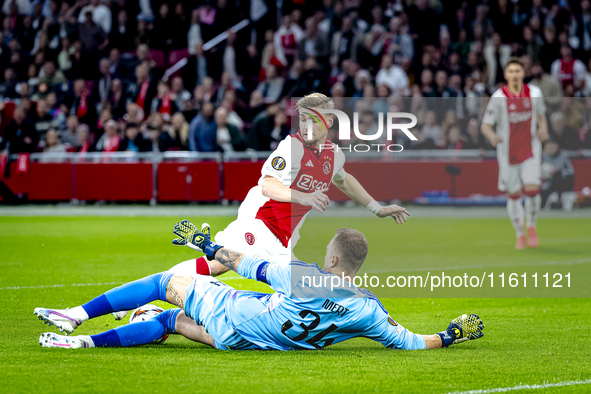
[111,258,213,321]
[35,272,186,334]
[521,158,542,248]
[523,185,541,248]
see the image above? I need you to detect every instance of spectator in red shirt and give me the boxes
[95,119,121,152]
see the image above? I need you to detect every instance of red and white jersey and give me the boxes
[482,83,546,166]
[237,131,346,248]
[550,58,586,90]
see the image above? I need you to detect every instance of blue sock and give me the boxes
[92,308,181,347]
[82,272,174,319]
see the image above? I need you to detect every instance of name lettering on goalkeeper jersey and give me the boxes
[322,299,350,317]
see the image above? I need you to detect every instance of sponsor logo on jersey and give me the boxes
[508,111,532,123]
[323,161,331,175]
[296,174,329,191]
[245,232,256,245]
[271,157,286,171]
[305,160,314,167]
[388,316,398,326]
[509,103,517,110]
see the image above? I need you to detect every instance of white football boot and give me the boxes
[34,308,82,334]
[112,310,129,320]
[39,332,92,349]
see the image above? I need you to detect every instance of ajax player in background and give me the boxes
[481,58,549,250]
[166,93,410,278]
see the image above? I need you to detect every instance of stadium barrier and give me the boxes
[1,151,590,203]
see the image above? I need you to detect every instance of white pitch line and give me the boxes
[447,379,591,394]
[0,278,251,291]
[0,281,124,290]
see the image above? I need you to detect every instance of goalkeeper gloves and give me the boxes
[437,313,484,347]
[172,220,224,260]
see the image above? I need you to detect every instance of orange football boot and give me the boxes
[527,226,539,248]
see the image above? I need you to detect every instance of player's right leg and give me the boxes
[503,164,526,249]
[35,271,185,334]
[507,192,526,249]
[40,309,216,349]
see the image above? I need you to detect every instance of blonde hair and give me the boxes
[296,93,335,111]
[169,112,189,146]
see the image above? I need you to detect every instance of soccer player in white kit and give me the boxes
[169,93,410,277]
[481,58,549,249]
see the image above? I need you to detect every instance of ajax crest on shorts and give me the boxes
[245,232,256,245]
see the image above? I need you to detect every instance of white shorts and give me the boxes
[183,274,259,350]
[214,218,294,264]
[498,157,541,194]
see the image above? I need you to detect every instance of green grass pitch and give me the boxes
[1,216,590,393]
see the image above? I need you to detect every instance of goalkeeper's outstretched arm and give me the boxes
[212,247,244,273]
[172,219,245,273]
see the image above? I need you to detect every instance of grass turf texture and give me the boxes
[1,216,590,393]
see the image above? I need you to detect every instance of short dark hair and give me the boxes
[126,122,138,130]
[333,228,368,269]
[505,57,524,70]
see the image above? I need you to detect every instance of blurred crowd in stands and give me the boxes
[1,0,591,158]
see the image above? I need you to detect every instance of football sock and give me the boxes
[195,257,211,275]
[91,308,180,348]
[524,191,541,228]
[506,195,525,236]
[167,257,211,276]
[78,272,174,320]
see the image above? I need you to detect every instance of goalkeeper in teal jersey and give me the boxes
[35,221,484,351]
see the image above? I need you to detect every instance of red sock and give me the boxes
[195,257,211,275]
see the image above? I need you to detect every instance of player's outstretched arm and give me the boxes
[262,175,330,212]
[371,313,484,350]
[172,220,244,272]
[213,248,244,272]
[332,172,410,224]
